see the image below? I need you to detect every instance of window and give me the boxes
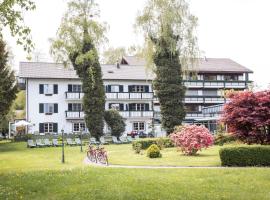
[111,103,120,110]
[73,85,82,92]
[204,74,217,81]
[224,75,238,81]
[202,90,217,96]
[111,85,119,92]
[129,103,149,111]
[73,123,86,132]
[133,122,145,131]
[44,123,53,133]
[129,85,149,93]
[68,84,82,92]
[44,84,53,94]
[44,103,54,113]
[185,105,200,112]
[186,90,199,96]
[68,103,82,111]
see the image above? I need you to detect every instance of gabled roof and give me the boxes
[19,62,155,80]
[196,58,253,73]
[19,57,252,80]
[121,56,253,73]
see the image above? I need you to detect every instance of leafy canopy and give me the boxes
[221,90,270,145]
[50,0,108,65]
[135,0,200,71]
[0,0,35,52]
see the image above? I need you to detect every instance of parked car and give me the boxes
[127,130,138,138]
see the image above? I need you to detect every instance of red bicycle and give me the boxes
[87,145,108,165]
[96,146,108,165]
[87,145,97,163]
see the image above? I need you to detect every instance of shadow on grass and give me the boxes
[0,141,26,152]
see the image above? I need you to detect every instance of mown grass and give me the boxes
[1,168,270,200]
[1,141,270,200]
[0,141,222,172]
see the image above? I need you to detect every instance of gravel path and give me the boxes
[83,157,235,169]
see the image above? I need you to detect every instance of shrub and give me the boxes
[132,138,173,150]
[14,134,33,142]
[104,110,126,137]
[221,90,270,145]
[214,133,237,146]
[147,144,162,158]
[134,143,142,154]
[219,146,270,166]
[170,125,214,155]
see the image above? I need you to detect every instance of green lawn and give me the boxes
[1,141,270,200]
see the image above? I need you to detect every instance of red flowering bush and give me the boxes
[221,90,270,145]
[170,125,214,155]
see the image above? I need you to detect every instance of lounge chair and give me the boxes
[119,136,129,144]
[89,137,100,145]
[75,138,82,145]
[127,136,133,143]
[66,138,76,146]
[112,136,122,144]
[27,139,36,148]
[36,139,46,147]
[100,136,109,145]
[44,138,52,147]
[52,139,61,147]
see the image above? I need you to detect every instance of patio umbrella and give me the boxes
[14,120,32,127]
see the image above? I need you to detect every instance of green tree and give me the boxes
[104,110,125,138]
[136,0,199,134]
[51,0,107,138]
[0,39,18,128]
[102,47,126,64]
[0,0,35,52]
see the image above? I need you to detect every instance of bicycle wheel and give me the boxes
[96,153,104,165]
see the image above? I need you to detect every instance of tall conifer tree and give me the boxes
[0,39,17,121]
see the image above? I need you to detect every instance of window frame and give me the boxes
[73,122,86,132]
[133,122,145,131]
[44,123,53,133]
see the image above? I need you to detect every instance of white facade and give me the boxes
[26,78,154,135]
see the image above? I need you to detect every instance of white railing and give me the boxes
[204,82,224,88]
[106,92,153,99]
[65,92,84,100]
[185,97,204,103]
[184,81,203,88]
[65,111,84,119]
[204,97,225,103]
[119,111,153,118]
[225,82,246,88]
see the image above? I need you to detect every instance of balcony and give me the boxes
[225,82,246,88]
[184,96,226,104]
[65,92,84,100]
[185,97,204,103]
[65,111,84,119]
[106,92,153,100]
[184,80,247,89]
[119,111,153,118]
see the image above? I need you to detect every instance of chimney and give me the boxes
[116,59,120,69]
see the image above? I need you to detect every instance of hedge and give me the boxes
[132,138,174,150]
[219,146,270,166]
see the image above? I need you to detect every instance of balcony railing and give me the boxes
[65,92,84,100]
[185,96,226,103]
[106,92,153,99]
[184,80,247,88]
[119,111,153,118]
[65,111,84,119]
